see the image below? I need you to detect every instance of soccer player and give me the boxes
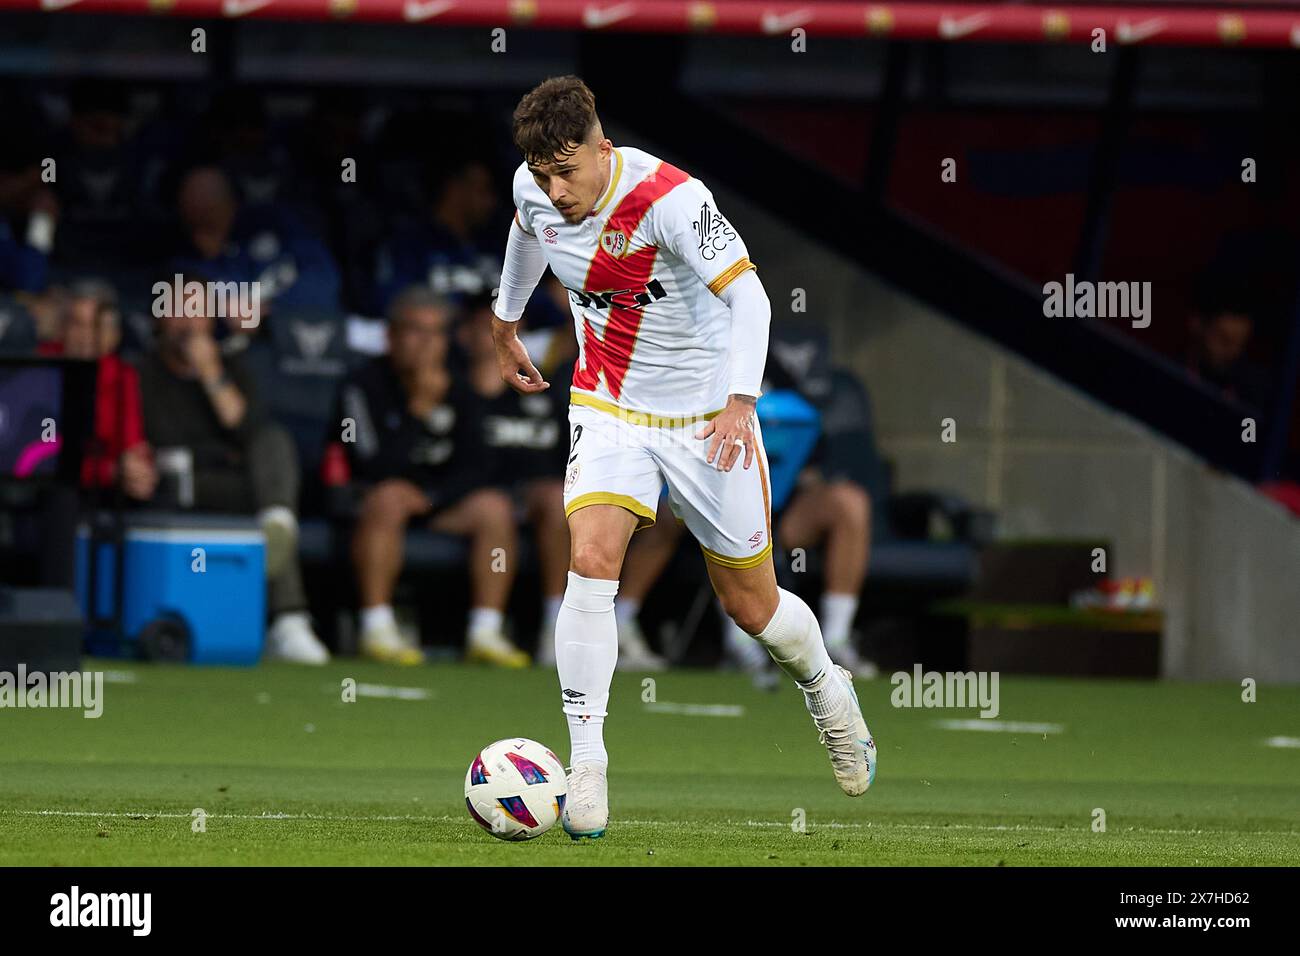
[491,76,877,839]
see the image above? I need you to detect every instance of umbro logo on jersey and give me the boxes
[543,226,559,244]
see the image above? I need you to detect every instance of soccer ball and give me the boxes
[464,738,568,841]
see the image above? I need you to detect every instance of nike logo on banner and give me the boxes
[760,9,812,35]
[403,0,456,22]
[582,3,636,29]
[223,0,275,17]
[937,12,991,39]
[1116,18,1166,44]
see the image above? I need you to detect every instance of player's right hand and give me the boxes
[495,325,550,394]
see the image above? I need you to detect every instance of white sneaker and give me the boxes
[616,617,666,671]
[562,761,609,840]
[258,506,299,579]
[806,665,877,796]
[266,611,329,665]
[360,620,424,665]
[826,639,879,679]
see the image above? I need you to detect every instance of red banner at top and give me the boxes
[6,0,1300,48]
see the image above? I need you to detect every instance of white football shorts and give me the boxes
[561,393,773,569]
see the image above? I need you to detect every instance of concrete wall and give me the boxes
[692,168,1300,682]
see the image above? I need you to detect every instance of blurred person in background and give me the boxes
[0,112,58,338]
[333,285,530,667]
[1185,276,1273,412]
[456,292,575,667]
[37,279,156,502]
[371,144,501,313]
[169,164,341,315]
[137,276,329,664]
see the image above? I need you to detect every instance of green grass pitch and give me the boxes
[1,660,1297,866]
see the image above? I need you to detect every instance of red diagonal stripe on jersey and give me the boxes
[573,161,688,399]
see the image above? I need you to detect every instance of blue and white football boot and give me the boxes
[562,762,609,840]
[808,665,877,795]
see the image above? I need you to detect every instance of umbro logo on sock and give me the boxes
[562,688,586,700]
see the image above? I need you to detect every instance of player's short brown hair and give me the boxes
[512,76,599,166]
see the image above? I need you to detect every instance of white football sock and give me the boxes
[820,592,859,650]
[614,597,641,629]
[556,571,619,766]
[360,604,396,634]
[753,589,839,698]
[467,607,503,637]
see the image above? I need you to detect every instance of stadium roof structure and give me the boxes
[7,0,1300,49]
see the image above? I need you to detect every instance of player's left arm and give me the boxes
[656,178,770,472]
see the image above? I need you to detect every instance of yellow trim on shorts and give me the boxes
[570,390,723,428]
[707,257,756,296]
[565,492,657,531]
[700,541,773,570]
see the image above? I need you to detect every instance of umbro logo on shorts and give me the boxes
[748,530,764,548]
[562,688,586,700]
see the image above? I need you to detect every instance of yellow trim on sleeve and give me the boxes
[565,491,657,530]
[707,257,756,296]
[700,541,773,570]
[570,390,724,428]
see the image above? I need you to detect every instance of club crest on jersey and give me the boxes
[599,228,630,259]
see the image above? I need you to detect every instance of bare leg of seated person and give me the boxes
[428,487,529,668]
[777,478,875,675]
[352,478,432,665]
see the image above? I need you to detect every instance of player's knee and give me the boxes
[570,539,623,580]
[721,593,775,636]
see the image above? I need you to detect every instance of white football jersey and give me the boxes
[512,147,755,419]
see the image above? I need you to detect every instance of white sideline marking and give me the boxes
[1263,736,1300,749]
[351,684,434,701]
[7,809,1298,838]
[643,702,745,717]
[935,719,1064,734]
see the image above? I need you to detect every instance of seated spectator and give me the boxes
[456,292,572,665]
[50,80,167,275]
[616,345,878,681]
[169,165,341,315]
[371,146,501,313]
[370,144,566,328]
[333,286,529,667]
[37,279,156,502]
[0,137,57,301]
[136,277,329,664]
[1185,277,1273,412]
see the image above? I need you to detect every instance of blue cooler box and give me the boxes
[75,512,266,665]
